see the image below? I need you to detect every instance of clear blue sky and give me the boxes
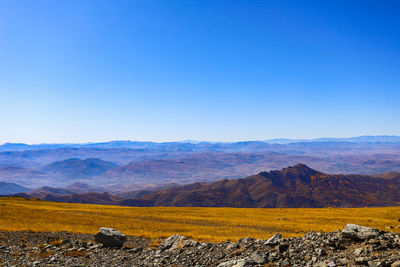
[0,1,399,143]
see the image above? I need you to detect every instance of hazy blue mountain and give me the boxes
[0,136,400,190]
[28,182,107,199]
[0,166,52,188]
[42,158,118,179]
[265,135,400,144]
[0,181,30,195]
[0,142,72,151]
[1,135,400,152]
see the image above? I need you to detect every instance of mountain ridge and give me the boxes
[2,135,400,151]
[19,164,400,208]
[137,164,400,208]
[42,158,118,179]
[0,182,30,195]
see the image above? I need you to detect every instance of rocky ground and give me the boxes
[1,224,400,266]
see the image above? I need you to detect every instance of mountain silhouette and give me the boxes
[22,164,400,208]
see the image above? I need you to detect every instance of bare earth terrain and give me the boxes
[1,225,400,266]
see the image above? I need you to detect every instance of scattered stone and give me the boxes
[315,248,326,256]
[1,226,400,266]
[341,224,379,240]
[227,242,240,250]
[278,243,289,253]
[280,259,290,267]
[127,247,142,253]
[354,247,364,256]
[217,257,255,267]
[265,233,282,245]
[327,260,336,267]
[94,227,127,248]
[159,234,198,251]
[354,256,368,265]
[250,250,267,264]
[238,237,255,244]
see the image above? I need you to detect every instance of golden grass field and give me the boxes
[1,197,400,243]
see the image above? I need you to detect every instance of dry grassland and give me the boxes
[1,197,400,243]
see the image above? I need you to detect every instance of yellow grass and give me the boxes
[0,197,400,243]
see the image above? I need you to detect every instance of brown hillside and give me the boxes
[21,164,400,208]
[139,164,400,208]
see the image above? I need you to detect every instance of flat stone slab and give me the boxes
[341,224,379,240]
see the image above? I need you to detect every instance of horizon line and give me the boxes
[1,134,400,146]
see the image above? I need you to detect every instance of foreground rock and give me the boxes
[341,224,380,241]
[158,234,198,251]
[1,224,400,266]
[94,227,127,248]
[265,233,282,245]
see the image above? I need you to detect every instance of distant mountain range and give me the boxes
[42,158,118,179]
[3,137,400,208]
[15,164,400,208]
[27,183,106,199]
[263,135,400,144]
[1,135,400,151]
[0,182,30,195]
[0,136,400,190]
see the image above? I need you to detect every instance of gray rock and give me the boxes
[315,248,326,256]
[369,260,386,267]
[88,244,101,251]
[336,258,349,265]
[238,237,255,244]
[280,259,290,267]
[265,233,282,245]
[94,227,127,248]
[341,224,379,240]
[354,247,364,256]
[354,257,368,265]
[217,257,255,267]
[159,234,198,251]
[250,250,267,264]
[127,247,142,253]
[1,224,400,266]
[278,243,289,253]
[268,252,279,262]
[227,242,240,250]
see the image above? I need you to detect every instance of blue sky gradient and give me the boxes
[0,1,399,143]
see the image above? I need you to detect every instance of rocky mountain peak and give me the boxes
[279,163,323,177]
